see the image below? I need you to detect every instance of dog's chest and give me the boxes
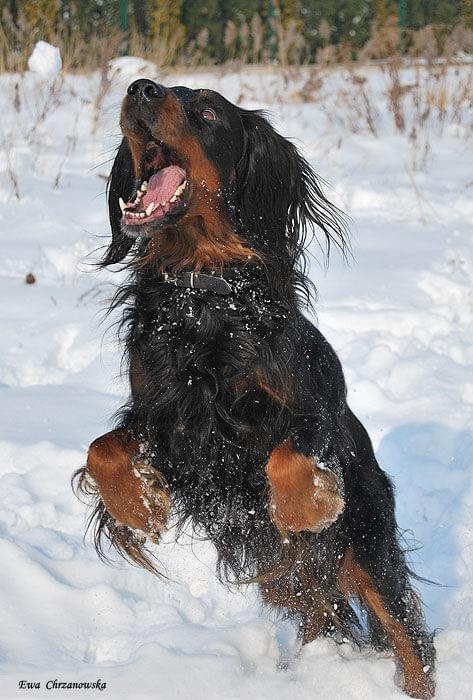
[136,285,280,376]
[131,285,291,447]
[146,299,262,396]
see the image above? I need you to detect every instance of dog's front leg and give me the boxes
[265,438,344,534]
[82,428,170,539]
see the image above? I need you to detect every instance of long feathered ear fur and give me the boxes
[102,138,136,266]
[234,110,349,290]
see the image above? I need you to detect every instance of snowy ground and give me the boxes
[0,59,472,699]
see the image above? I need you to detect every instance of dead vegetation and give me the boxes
[2,3,473,74]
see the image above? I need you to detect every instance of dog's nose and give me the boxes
[127,79,165,101]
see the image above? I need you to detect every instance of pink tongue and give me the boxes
[141,165,186,207]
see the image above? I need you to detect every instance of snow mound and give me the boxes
[27,41,62,79]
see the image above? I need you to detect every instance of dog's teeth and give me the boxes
[139,212,146,218]
[169,181,186,202]
[135,191,142,200]
[119,197,126,212]
[141,181,148,191]
[145,202,155,216]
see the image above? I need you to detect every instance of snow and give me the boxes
[108,57,160,85]
[1,59,472,699]
[27,42,62,80]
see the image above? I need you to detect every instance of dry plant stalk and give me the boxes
[386,59,407,132]
[349,71,378,136]
[1,135,20,199]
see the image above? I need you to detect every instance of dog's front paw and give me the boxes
[266,440,344,534]
[130,461,170,540]
[85,429,170,537]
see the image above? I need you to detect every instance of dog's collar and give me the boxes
[158,271,233,296]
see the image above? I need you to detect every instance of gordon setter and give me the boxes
[75,79,435,698]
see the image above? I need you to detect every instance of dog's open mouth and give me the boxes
[119,140,189,228]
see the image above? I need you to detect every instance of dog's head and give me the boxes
[105,79,347,273]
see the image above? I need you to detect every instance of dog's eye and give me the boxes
[201,108,217,121]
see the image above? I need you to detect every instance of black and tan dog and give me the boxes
[75,79,435,698]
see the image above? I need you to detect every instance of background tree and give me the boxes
[2,0,473,71]
[22,0,61,40]
[149,0,186,62]
[373,0,397,24]
[182,0,223,61]
[463,0,473,28]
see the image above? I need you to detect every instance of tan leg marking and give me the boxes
[86,428,169,536]
[265,439,344,533]
[338,550,435,700]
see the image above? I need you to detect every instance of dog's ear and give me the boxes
[101,139,135,266]
[235,111,347,267]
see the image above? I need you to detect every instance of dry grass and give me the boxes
[2,9,473,203]
[314,58,473,169]
[2,7,473,75]
[2,57,472,215]
[0,8,123,73]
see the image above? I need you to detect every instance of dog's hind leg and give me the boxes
[73,428,170,572]
[337,412,435,698]
[260,573,332,646]
[338,549,435,700]
[260,547,359,650]
[339,409,435,697]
